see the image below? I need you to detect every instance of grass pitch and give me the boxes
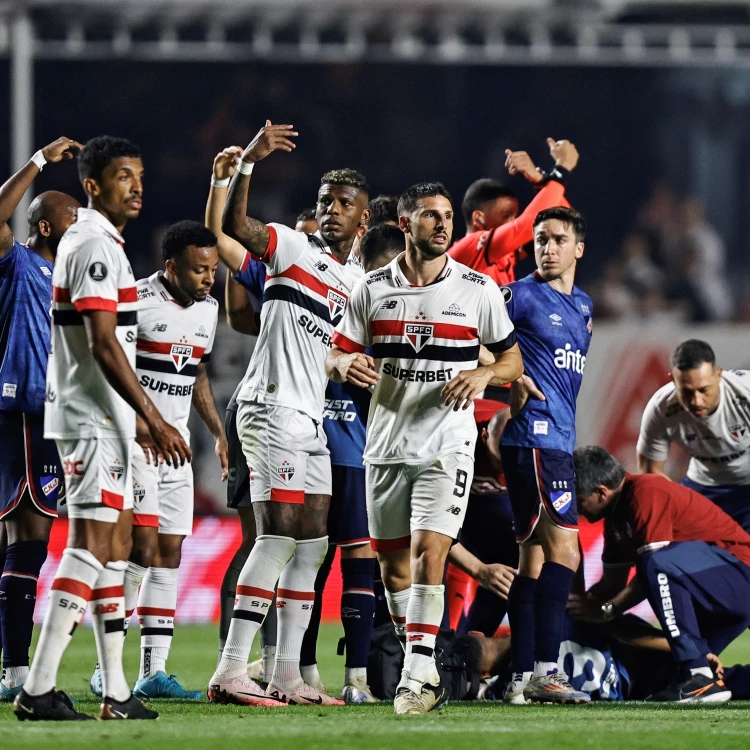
[2,624,750,749]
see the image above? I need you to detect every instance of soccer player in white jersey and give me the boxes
[638,339,750,533]
[88,221,227,700]
[14,136,190,722]
[208,122,370,706]
[326,182,524,714]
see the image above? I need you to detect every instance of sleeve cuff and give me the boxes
[238,251,253,273]
[73,297,118,313]
[485,330,517,353]
[260,225,278,264]
[332,331,366,354]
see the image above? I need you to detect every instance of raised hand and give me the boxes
[213,146,244,180]
[41,136,83,163]
[504,149,542,184]
[241,120,298,164]
[546,138,579,171]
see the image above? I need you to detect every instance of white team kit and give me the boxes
[133,271,218,534]
[332,254,516,547]
[235,224,363,503]
[45,208,138,522]
[637,369,750,486]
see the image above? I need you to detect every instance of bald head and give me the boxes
[27,190,80,255]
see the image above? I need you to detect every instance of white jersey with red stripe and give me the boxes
[45,208,139,440]
[236,223,363,421]
[332,254,516,465]
[135,272,218,440]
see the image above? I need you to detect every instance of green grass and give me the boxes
[3,625,750,749]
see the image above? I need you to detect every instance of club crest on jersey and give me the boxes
[729,423,747,439]
[327,289,347,321]
[171,344,193,372]
[109,459,124,482]
[88,262,108,281]
[41,475,60,499]
[405,323,433,352]
[550,490,572,513]
[276,461,295,482]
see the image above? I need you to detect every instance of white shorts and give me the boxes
[57,436,134,523]
[237,401,331,504]
[366,453,474,551]
[132,444,194,536]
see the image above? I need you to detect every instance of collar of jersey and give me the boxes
[76,208,125,245]
[390,251,454,288]
[150,271,196,308]
[311,230,345,265]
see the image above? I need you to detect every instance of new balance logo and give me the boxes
[445,505,462,515]
[315,261,329,273]
[152,323,168,332]
[381,300,397,310]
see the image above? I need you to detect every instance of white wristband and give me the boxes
[211,176,230,188]
[237,160,255,175]
[30,150,47,171]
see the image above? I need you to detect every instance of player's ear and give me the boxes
[360,207,372,228]
[398,214,410,234]
[82,177,99,199]
[38,219,51,238]
[575,241,585,259]
[472,210,485,229]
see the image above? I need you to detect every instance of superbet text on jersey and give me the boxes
[332,255,516,464]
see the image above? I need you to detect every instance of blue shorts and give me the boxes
[680,477,750,533]
[0,411,63,519]
[329,465,369,547]
[499,446,578,542]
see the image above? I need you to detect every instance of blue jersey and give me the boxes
[233,254,266,299]
[500,273,592,454]
[0,241,54,415]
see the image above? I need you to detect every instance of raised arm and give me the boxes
[0,136,82,257]
[225,273,259,335]
[221,121,298,259]
[206,146,246,273]
[192,362,228,480]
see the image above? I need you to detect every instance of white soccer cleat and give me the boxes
[207,673,287,707]
[246,658,264,682]
[503,671,532,704]
[278,681,345,706]
[393,680,447,715]
[523,671,591,704]
[341,677,380,704]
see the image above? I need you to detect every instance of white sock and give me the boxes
[385,587,411,652]
[138,567,178,680]
[262,645,277,679]
[345,666,368,685]
[301,663,322,688]
[404,583,443,687]
[91,560,130,702]
[124,561,147,632]
[691,666,714,680]
[271,536,328,689]
[533,661,558,678]
[25,548,102,696]
[217,535,296,678]
[2,666,29,688]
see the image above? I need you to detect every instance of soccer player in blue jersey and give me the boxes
[498,206,593,704]
[0,137,82,701]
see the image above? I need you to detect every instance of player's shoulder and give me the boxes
[450,258,492,288]
[722,369,750,390]
[202,293,220,312]
[136,272,162,304]
[573,285,594,311]
[645,381,680,418]
[362,265,394,289]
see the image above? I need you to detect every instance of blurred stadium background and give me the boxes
[3,0,750,622]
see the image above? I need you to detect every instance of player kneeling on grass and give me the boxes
[89,221,226,701]
[326,182,523,715]
[572,446,750,703]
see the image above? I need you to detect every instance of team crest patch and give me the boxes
[40,475,60,500]
[585,315,593,334]
[171,343,194,372]
[550,490,572,513]
[327,289,347,321]
[276,461,295,482]
[729,423,747,439]
[133,482,146,506]
[88,262,108,281]
[405,323,433,352]
[109,459,124,482]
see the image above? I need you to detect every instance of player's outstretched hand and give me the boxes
[149,418,192,467]
[215,433,229,481]
[509,373,545,417]
[213,146,244,180]
[41,136,83,163]
[335,352,380,389]
[241,120,298,164]
[477,563,516,600]
[547,138,579,171]
[566,593,606,623]
[442,367,493,411]
[504,149,542,184]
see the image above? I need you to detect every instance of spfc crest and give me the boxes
[729,423,747,439]
[276,461,295,482]
[109,459,124,481]
[327,289,347,321]
[405,324,433,353]
[171,343,193,372]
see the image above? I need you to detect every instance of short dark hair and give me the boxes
[360,224,404,270]
[461,179,517,228]
[398,182,452,217]
[296,207,317,223]
[78,135,141,183]
[161,220,217,262]
[534,206,586,243]
[454,634,484,676]
[573,446,626,498]
[368,195,399,228]
[670,339,716,371]
[320,168,370,196]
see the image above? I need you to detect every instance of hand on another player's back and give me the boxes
[213,146,243,180]
[442,367,493,411]
[335,352,380,389]
[148,417,192,467]
[509,374,545,417]
[477,563,516,600]
[504,150,542,185]
[241,120,298,164]
[547,138,579,171]
[41,136,84,163]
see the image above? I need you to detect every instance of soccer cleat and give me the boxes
[646,673,731,704]
[341,678,380,704]
[134,671,203,701]
[0,680,23,702]
[100,693,159,720]
[393,680,447,715]
[246,657,264,682]
[280,681,346,706]
[503,671,532,704]
[207,673,288,707]
[13,689,95,721]
[524,672,591,704]
[89,668,103,697]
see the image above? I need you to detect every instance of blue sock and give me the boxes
[372,566,390,628]
[0,541,48,668]
[534,561,574,666]
[507,574,537,673]
[341,558,376,669]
